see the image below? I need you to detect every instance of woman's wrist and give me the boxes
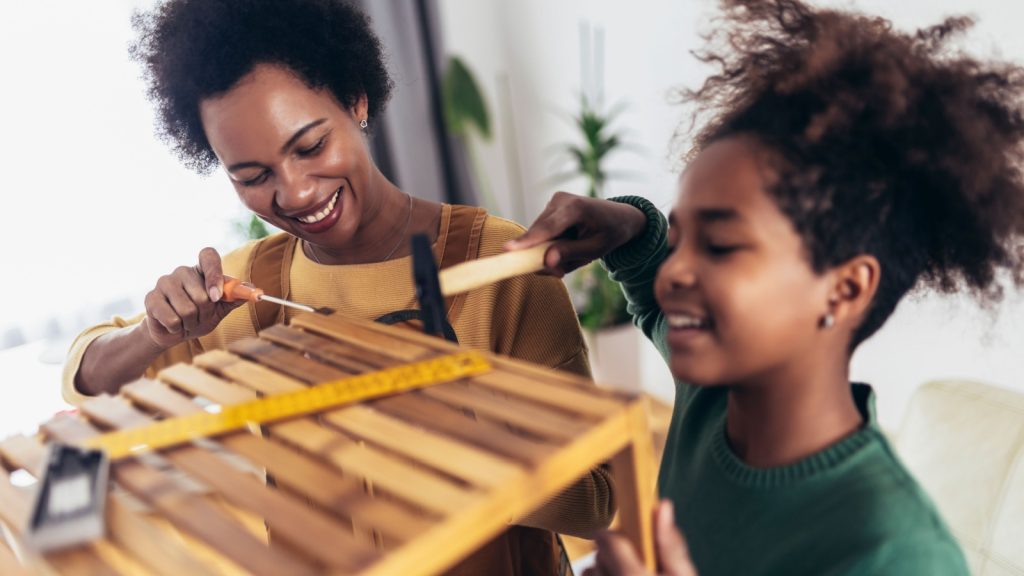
[133,319,170,356]
[76,323,167,396]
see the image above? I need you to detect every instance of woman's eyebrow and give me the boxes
[279,118,327,154]
[226,118,328,172]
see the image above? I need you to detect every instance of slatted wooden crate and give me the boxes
[0,313,655,575]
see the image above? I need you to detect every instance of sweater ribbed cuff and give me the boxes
[602,195,667,273]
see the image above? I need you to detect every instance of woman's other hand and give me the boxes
[505,192,647,277]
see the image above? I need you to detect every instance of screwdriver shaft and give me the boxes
[258,294,316,313]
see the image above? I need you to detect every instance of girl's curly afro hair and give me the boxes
[680,0,1024,346]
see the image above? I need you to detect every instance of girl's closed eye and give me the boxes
[699,233,746,257]
[704,241,742,257]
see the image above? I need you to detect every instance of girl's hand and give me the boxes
[505,192,647,277]
[141,247,244,349]
[582,500,697,576]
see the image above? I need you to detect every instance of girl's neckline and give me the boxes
[709,383,879,488]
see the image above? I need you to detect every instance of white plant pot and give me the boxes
[582,324,642,392]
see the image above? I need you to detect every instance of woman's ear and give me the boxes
[352,93,369,124]
[827,254,880,330]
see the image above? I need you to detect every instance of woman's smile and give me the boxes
[284,185,344,234]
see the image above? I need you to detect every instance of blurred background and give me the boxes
[0,0,1021,437]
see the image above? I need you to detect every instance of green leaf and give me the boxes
[233,213,272,241]
[571,262,631,329]
[443,56,491,140]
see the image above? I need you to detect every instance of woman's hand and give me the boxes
[582,500,697,576]
[504,192,647,277]
[142,247,244,349]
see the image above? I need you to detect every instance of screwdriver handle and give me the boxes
[222,276,264,303]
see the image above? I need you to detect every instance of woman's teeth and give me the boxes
[667,314,710,329]
[298,191,339,224]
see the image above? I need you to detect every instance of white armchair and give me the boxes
[894,380,1024,575]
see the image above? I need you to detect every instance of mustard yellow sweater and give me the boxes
[62,210,613,540]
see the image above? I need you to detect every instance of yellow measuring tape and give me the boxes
[85,351,492,460]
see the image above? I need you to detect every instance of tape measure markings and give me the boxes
[84,351,491,460]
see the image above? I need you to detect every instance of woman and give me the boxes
[62,1,613,574]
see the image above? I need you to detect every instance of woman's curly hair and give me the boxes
[131,0,394,174]
[680,0,1024,346]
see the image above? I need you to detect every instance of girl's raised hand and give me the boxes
[582,500,697,576]
[141,247,245,349]
[505,192,648,277]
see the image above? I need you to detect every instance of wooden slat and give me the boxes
[193,350,306,396]
[158,364,258,405]
[42,415,317,576]
[371,393,555,465]
[225,435,432,546]
[124,379,433,546]
[122,380,204,417]
[48,547,121,576]
[0,433,218,576]
[85,539,160,576]
[228,338,348,384]
[166,447,375,570]
[290,313,434,362]
[0,436,45,478]
[361,398,640,576]
[491,353,625,396]
[0,467,120,576]
[424,383,589,441]
[323,405,524,489]
[472,371,623,419]
[319,313,629,399]
[103,494,217,576]
[271,420,480,517]
[0,469,29,539]
[78,396,378,573]
[608,402,657,571]
[260,325,384,373]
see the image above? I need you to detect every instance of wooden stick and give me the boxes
[438,242,552,296]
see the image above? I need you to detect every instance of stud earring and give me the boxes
[359,119,368,130]
[819,313,835,329]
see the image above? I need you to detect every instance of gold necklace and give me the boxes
[307,193,414,265]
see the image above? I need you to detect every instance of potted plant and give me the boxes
[442,55,507,216]
[550,93,644,389]
[551,94,633,327]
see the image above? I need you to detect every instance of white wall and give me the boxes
[0,1,247,433]
[0,0,247,337]
[437,0,1024,429]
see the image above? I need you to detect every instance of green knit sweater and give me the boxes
[603,196,968,576]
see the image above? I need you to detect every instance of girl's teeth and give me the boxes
[667,315,709,329]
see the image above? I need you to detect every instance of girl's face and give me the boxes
[199,64,374,249]
[655,136,832,387]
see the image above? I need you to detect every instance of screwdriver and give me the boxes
[222,275,320,313]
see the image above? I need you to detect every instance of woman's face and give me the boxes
[655,136,832,387]
[199,64,374,249]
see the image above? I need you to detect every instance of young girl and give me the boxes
[510,0,1024,573]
